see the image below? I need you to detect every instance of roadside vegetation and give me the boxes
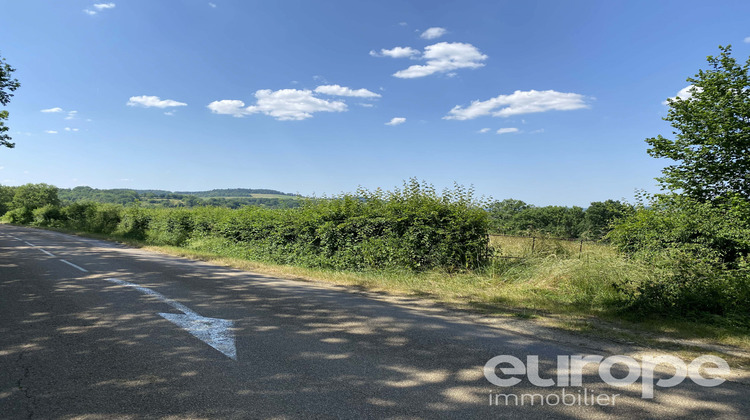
[1,45,749,352]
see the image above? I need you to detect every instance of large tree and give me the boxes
[646,45,750,201]
[0,52,21,149]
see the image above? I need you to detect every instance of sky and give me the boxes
[1,0,749,206]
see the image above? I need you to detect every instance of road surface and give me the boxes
[0,224,747,419]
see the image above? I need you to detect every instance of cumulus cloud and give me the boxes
[84,2,115,15]
[663,85,702,105]
[207,100,248,117]
[478,128,491,134]
[496,128,519,135]
[127,95,187,108]
[420,27,447,40]
[385,117,406,126]
[444,89,589,120]
[393,42,487,78]
[41,107,63,113]
[208,89,347,121]
[314,85,381,98]
[370,46,421,59]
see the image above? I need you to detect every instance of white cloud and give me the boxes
[209,2,217,7]
[478,128,491,134]
[385,117,406,126]
[84,3,115,15]
[444,89,589,120]
[207,100,248,117]
[496,128,519,135]
[209,89,347,121]
[127,95,187,108]
[164,110,176,116]
[359,103,375,108]
[745,36,750,43]
[45,130,58,134]
[420,27,447,40]
[370,46,421,59]
[65,110,78,120]
[663,85,702,105]
[531,128,545,134]
[41,107,63,113]
[393,42,487,78]
[314,84,381,98]
[64,127,80,132]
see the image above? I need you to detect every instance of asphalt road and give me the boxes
[0,224,748,419]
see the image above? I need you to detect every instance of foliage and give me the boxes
[6,179,493,272]
[646,45,750,201]
[487,198,632,239]
[32,205,65,227]
[11,183,61,210]
[0,52,20,149]
[608,194,750,320]
[582,200,635,239]
[0,185,14,215]
[58,186,301,209]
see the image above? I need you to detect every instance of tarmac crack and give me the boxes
[16,352,36,419]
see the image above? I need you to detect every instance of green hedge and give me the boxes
[608,195,750,320]
[12,180,492,272]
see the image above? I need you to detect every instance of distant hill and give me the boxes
[174,188,297,198]
[59,186,301,209]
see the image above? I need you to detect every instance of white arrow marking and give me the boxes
[104,278,236,360]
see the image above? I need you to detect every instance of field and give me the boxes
[489,234,613,259]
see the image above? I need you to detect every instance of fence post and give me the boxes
[579,239,583,259]
[531,236,536,256]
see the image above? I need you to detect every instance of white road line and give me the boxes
[104,278,236,360]
[39,248,56,257]
[24,241,36,247]
[60,259,88,273]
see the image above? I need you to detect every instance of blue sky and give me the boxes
[1,0,749,206]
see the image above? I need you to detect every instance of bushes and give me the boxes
[608,195,750,320]
[5,180,492,272]
[32,205,65,227]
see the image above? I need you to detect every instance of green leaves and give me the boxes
[0,53,20,149]
[647,45,750,201]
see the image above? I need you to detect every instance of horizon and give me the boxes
[2,1,750,206]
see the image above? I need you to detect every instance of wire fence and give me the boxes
[489,234,599,260]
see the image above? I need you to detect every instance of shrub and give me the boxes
[608,195,750,320]
[88,203,123,234]
[3,206,33,224]
[116,206,152,240]
[146,208,195,246]
[32,205,65,227]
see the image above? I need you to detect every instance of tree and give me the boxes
[0,52,21,148]
[583,200,634,239]
[646,45,750,201]
[11,183,60,211]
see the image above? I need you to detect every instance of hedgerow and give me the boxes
[15,180,492,272]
